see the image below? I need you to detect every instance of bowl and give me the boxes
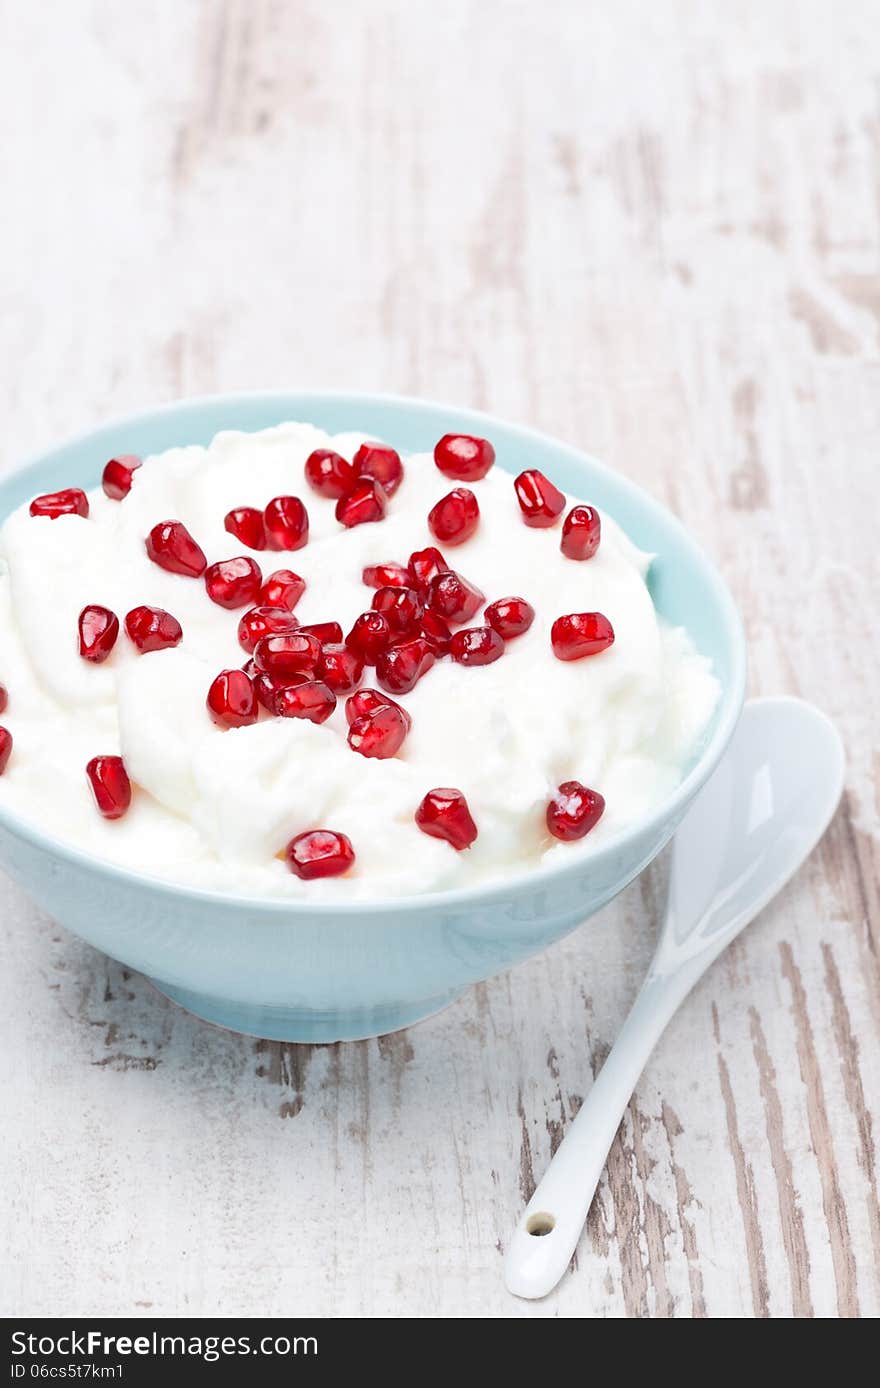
[0,392,746,1042]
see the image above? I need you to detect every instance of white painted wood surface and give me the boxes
[1,0,878,1318]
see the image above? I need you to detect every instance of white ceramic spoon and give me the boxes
[504,696,845,1300]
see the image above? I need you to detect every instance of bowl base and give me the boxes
[148,977,467,1043]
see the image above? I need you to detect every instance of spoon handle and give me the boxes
[504,968,699,1300]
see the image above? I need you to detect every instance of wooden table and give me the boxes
[1,1,877,1318]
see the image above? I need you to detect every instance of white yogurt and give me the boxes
[0,422,719,899]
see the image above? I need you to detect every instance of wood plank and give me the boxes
[0,0,877,1317]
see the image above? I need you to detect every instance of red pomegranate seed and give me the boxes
[362,562,411,589]
[0,727,12,775]
[345,688,412,731]
[253,631,321,677]
[551,612,615,661]
[371,585,424,634]
[304,448,356,500]
[426,570,484,624]
[264,495,309,550]
[29,488,89,520]
[428,488,479,546]
[485,596,535,640]
[335,477,387,528]
[286,830,355,880]
[273,679,337,723]
[299,620,344,645]
[352,442,404,497]
[514,469,566,528]
[348,703,409,759]
[78,605,119,663]
[125,605,183,653]
[420,610,453,657]
[259,569,306,611]
[317,643,364,695]
[145,520,207,577]
[204,556,263,609]
[561,505,601,561]
[237,605,300,655]
[434,433,495,481]
[224,506,267,550]
[0,684,7,715]
[102,454,142,500]
[414,788,477,851]
[449,625,504,666]
[253,667,302,712]
[207,668,258,728]
[408,546,449,593]
[546,782,605,840]
[85,755,132,819]
[345,611,393,665]
[375,636,434,694]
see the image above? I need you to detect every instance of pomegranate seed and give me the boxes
[264,495,309,550]
[304,448,356,500]
[546,782,605,840]
[253,667,301,712]
[0,727,12,775]
[204,556,263,610]
[207,669,258,728]
[317,643,364,695]
[514,469,566,528]
[434,434,495,480]
[273,679,337,723]
[0,684,7,715]
[551,612,615,660]
[78,605,119,663]
[259,569,306,611]
[353,442,403,497]
[561,505,601,561]
[414,788,477,850]
[29,488,89,520]
[428,488,479,546]
[426,570,484,624]
[375,636,434,694]
[348,703,409,759]
[345,688,412,731]
[409,546,449,593]
[85,755,132,819]
[125,606,183,653]
[421,610,453,657]
[286,830,355,880]
[345,611,393,665]
[253,632,321,677]
[237,605,299,655]
[299,620,344,645]
[335,477,387,528]
[371,585,424,634]
[485,596,535,640]
[145,520,207,577]
[362,562,412,589]
[224,506,267,550]
[101,454,142,500]
[449,625,504,666]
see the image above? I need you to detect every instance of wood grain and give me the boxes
[0,0,878,1317]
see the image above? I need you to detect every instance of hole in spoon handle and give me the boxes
[525,1211,556,1236]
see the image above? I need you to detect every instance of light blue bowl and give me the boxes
[0,393,746,1042]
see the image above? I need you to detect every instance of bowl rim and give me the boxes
[0,388,747,915]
